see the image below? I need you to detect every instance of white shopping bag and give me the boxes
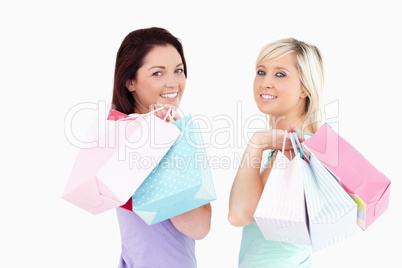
[254,131,311,245]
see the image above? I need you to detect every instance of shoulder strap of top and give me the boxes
[261,150,276,172]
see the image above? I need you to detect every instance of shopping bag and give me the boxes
[303,123,391,230]
[125,114,217,225]
[254,131,311,245]
[291,133,357,252]
[62,109,181,214]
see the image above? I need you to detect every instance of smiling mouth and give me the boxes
[261,94,277,100]
[160,92,178,99]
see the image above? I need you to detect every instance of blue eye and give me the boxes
[275,72,286,77]
[257,70,266,75]
[152,71,162,76]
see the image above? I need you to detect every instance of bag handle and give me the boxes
[118,106,170,122]
[289,132,300,158]
[162,107,173,121]
[294,130,313,137]
[282,130,298,160]
[290,132,308,160]
[292,130,313,158]
[281,130,288,154]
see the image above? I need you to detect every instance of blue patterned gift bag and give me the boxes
[291,133,357,252]
[131,114,217,225]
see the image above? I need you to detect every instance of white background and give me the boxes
[1,1,401,267]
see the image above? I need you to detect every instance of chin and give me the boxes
[256,105,272,115]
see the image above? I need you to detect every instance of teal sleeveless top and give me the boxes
[238,150,312,267]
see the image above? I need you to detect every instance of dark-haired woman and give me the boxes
[112,27,211,268]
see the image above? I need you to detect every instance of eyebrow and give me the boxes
[257,65,291,73]
[148,63,183,71]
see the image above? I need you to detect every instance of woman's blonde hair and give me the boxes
[256,38,324,133]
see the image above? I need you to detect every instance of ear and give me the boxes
[126,80,135,92]
[300,87,310,99]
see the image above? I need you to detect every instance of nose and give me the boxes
[165,74,179,88]
[262,76,273,89]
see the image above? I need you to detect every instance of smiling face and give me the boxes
[253,52,308,120]
[127,44,186,114]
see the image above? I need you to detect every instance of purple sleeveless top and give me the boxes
[116,207,197,268]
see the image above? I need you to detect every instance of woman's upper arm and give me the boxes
[170,203,212,240]
[228,150,275,227]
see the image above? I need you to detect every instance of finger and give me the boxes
[173,112,181,121]
[159,108,169,120]
[164,108,175,121]
[153,103,170,119]
[166,108,180,122]
[163,113,172,122]
[283,140,294,150]
[155,107,166,119]
[168,107,178,122]
[289,125,298,132]
[150,103,164,116]
[295,133,305,142]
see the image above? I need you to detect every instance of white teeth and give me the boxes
[160,92,178,98]
[261,94,277,99]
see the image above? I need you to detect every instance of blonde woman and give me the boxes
[228,38,324,267]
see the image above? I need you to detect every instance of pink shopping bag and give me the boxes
[303,124,391,230]
[62,109,181,214]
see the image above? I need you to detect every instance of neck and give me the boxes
[270,114,314,134]
[133,106,149,114]
[132,97,149,114]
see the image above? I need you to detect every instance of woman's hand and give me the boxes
[249,128,305,151]
[149,103,181,122]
